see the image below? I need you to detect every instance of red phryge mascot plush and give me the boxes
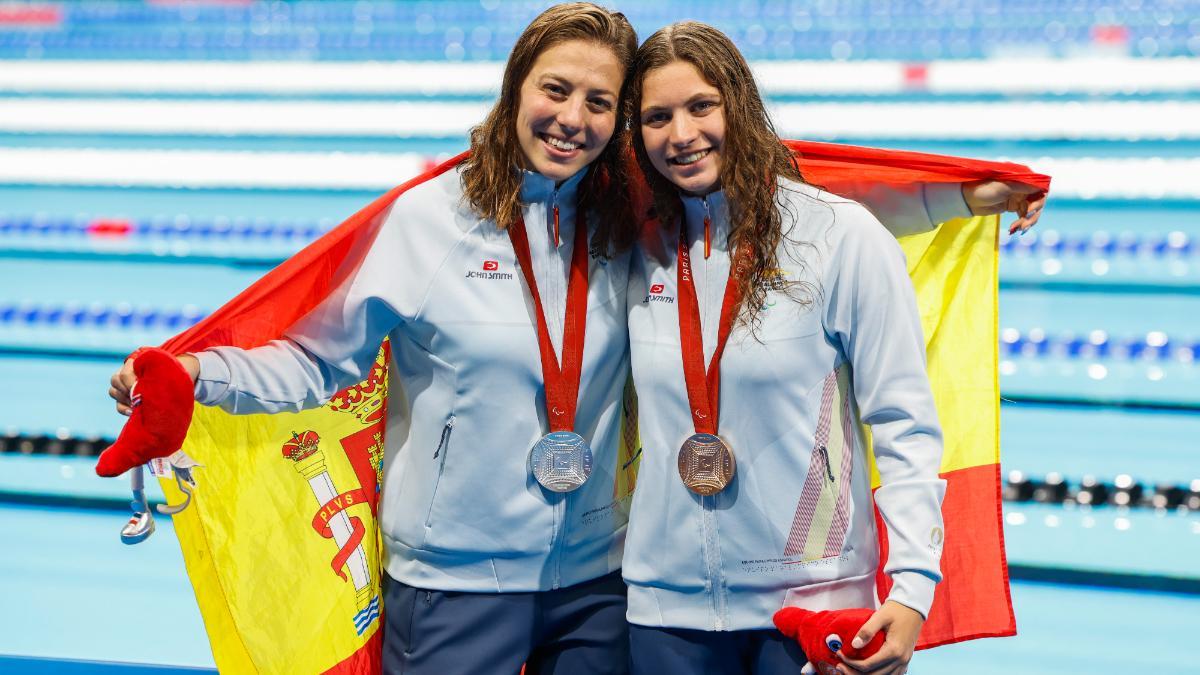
[95,347,195,478]
[773,607,886,675]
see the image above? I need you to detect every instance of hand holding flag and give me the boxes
[962,180,1047,235]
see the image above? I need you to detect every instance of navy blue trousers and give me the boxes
[629,624,808,675]
[382,571,629,675]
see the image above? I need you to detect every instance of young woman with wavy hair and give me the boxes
[110,4,641,673]
[619,22,984,674]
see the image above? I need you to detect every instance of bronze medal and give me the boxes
[678,433,736,496]
[673,216,747,496]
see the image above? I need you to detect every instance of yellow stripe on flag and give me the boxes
[869,214,1000,488]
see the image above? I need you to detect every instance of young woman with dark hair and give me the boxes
[621,22,968,675]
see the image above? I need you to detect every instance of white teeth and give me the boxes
[544,135,580,151]
[673,150,709,165]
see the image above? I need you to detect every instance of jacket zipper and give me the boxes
[425,415,455,528]
[551,187,561,248]
[543,186,566,588]
[547,187,567,356]
[698,196,723,627]
[696,200,711,337]
[701,497,726,629]
[549,495,565,589]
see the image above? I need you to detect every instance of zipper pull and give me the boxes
[701,196,711,259]
[818,445,835,483]
[551,189,561,248]
[433,416,455,459]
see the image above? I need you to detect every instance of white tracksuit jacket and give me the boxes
[193,166,634,592]
[624,179,950,631]
[192,162,966,596]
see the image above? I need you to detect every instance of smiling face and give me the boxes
[515,39,623,183]
[638,60,725,196]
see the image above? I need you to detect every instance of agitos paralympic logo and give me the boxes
[466,259,514,280]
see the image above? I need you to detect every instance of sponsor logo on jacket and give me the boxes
[466,260,514,280]
[643,282,674,304]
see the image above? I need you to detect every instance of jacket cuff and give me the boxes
[193,350,231,406]
[923,182,972,226]
[886,571,938,619]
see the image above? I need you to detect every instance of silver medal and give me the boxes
[529,431,593,493]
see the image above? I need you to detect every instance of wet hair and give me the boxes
[459,3,638,254]
[625,21,812,329]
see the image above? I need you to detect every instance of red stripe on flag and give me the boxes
[875,463,1015,649]
[162,151,468,355]
[322,627,382,675]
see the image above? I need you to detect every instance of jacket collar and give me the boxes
[679,188,730,253]
[518,166,587,205]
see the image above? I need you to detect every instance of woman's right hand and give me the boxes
[109,353,200,416]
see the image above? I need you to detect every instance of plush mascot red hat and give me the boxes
[95,347,195,477]
[774,607,886,675]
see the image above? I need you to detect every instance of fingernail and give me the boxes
[852,636,865,649]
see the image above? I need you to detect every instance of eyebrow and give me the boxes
[539,72,617,99]
[641,92,720,112]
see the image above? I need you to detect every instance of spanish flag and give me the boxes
[140,143,1047,671]
[782,140,1049,649]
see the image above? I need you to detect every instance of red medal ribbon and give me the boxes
[508,207,589,433]
[676,219,745,435]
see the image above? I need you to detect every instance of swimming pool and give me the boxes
[2,2,1198,672]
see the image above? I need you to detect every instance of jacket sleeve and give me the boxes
[193,341,348,415]
[823,202,948,618]
[840,181,970,239]
[192,202,424,415]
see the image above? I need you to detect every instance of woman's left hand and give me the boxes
[962,179,1046,235]
[834,600,924,675]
